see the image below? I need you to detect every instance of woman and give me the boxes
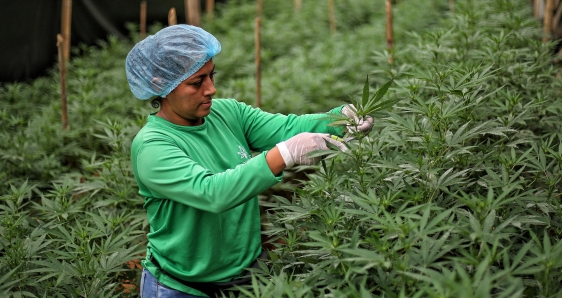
[125,24,373,297]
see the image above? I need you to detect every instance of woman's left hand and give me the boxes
[342,104,374,133]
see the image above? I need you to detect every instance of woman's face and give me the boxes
[158,59,216,126]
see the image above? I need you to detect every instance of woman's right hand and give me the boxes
[275,133,346,167]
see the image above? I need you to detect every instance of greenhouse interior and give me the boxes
[1,0,562,297]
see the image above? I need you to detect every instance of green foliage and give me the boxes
[0,34,148,294]
[0,178,146,297]
[206,0,442,114]
[258,0,562,297]
[1,0,561,296]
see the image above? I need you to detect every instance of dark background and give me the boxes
[0,0,225,84]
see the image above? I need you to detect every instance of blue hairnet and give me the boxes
[125,25,221,100]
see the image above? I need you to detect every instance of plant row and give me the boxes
[254,0,562,297]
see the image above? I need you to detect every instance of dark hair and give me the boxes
[151,97,162,109]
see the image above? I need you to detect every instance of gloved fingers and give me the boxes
[342,104,360,124]
[343,104,375,133]
[300,155,321,166]
[315,133,331,138]
[343,104,358,115]
[281,132,332,166]
[322,136,348,152]
[347,117,374,133]
[304,134,331,165]
[356,115,374,132]
[280,132,351,167]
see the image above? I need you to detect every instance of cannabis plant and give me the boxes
[259,0,562,297]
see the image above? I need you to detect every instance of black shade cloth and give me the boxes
[0,0,225,83]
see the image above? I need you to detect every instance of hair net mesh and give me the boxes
[125,24,221,100]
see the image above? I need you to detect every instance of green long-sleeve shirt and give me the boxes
[132,98,344,296]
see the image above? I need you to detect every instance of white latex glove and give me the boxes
[276,133,347,167]
[341,104,374,133]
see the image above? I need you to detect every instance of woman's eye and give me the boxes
[190,72,216,87]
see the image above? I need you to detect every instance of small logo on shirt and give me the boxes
[237,146,251,160]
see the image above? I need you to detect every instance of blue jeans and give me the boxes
[140,269,205,298]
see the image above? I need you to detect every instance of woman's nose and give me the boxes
[203,77,216,96]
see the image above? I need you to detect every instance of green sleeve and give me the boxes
[136,138,282,213]
[233,101,346,152]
